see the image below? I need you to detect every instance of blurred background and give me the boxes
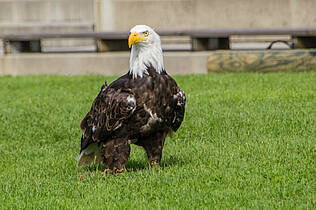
[0,0,316,75]
[1,0,315,31]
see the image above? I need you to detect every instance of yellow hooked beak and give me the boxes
[128,32,147,48]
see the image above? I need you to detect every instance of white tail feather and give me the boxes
[76,143,102,167]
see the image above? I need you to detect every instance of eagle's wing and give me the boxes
[77,83,136,167]
[147,74,185,133]
[171,87,186,132]
[80,86,136,149]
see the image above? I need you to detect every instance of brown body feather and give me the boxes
[78,66,185,172]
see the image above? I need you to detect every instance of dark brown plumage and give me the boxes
[77,67,185,172]
[76,25,185,173]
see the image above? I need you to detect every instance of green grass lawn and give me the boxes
[0,72,315,209]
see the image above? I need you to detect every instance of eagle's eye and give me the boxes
[143,31,149,37]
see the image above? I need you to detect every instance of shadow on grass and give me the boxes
[161,155,188,168]
[127,155,187,172]
[80,155,187,173]
[126,159,148,172]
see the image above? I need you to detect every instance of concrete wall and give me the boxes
[0,0,96,52]
[1,0,315,33]
[97,0,316,31]
[0,52,210,76]
[0,0,95,34]
[0,0,94,24]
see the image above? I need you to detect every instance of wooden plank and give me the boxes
[0,31,128,41]
[1,28,316,53]
[1,28,316,40]
[207,50,316,73]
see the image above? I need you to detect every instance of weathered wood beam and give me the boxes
[207,50,316,72]
[1,28,316,40]
[2,28,316,53]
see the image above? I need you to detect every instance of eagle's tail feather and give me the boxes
[76,143,102,167]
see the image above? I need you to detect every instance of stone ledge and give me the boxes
[0,52,211,76]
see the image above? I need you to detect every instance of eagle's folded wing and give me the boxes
[80,86,136,153]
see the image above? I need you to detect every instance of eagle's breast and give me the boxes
[122,68,185,136]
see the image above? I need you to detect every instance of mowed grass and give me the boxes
[0,72,315,209]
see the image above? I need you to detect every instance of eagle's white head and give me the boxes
[128,25,164,78]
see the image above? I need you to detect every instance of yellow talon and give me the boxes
[104,168,125,174]
[104,168,113,174]
[150,160,159,168]
[115,168,126,174]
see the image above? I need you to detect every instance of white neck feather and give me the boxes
[129,40,164,78]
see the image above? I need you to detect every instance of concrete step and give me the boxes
[0,52,211,76]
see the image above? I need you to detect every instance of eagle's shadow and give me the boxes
[127,155,186,172]
[84,155,185,172]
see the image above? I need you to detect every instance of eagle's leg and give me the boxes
[102,138,130,174]
[136,131,167,168]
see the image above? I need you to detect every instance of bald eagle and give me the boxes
[76,25,186,173]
